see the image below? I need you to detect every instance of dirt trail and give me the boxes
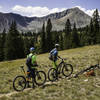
[0,81,58,98]
[0,88,31,98]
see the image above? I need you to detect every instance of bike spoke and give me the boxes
[62,64,73,77]
[48,68,57,82]
[13,76,26,91]
[35,71,46,86]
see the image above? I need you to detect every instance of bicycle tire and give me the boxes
[62,64,73,77]
[34,71,46,86]
[48,68,57,82]
[13,75,26,91]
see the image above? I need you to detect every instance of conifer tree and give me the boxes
[64,19,72,49]
[84,25,90,45]
[55,32,59,44]
[24,37,31,56]
[59,32,64,50]
[4,21,24,60]
[46,18,53,51]
[0,29,6,61]
[40,23,46,53]
[88,19,95,44]
[71,23,80,48]
[0,35,3,61]
[2,29,6,60]
[92,9,100,43]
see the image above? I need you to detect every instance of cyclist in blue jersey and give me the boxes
[49,44,60,69]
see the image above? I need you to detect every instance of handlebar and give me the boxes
[58,56,67,61]
[20,66,26,74]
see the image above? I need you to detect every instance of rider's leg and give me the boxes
[52,60,58,80]
[26,65,31,88]
[52,61,57,69]
[31,68,36,88]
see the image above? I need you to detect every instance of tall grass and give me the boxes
[0,45,100,100]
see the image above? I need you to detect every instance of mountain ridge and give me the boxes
[0,7,91,33]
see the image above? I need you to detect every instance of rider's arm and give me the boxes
[57,55,61,59]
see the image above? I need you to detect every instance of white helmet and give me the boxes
[55,44,59,48]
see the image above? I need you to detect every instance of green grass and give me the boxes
[0,45,100,100]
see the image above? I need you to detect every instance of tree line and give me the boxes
[0,9,100,61]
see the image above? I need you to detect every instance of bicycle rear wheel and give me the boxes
[62,64,73,77]
[34,71,46,86]
[48,68,57,82]
[13,75,26,91]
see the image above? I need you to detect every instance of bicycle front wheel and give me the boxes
[62,64,73,77]
[48,68,57,82]
[13,75,26,91]
[34,71,46,86]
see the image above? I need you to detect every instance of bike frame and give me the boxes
[20,66,39,79]
[56,58,66,72]
[20,66,27,76]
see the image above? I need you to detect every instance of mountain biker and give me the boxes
[26,47,38,87]
[49,44,60,69]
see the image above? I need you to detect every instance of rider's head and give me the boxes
[30,47,35,53]
[55,44,59,49]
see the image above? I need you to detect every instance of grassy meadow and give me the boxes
[0,45,100,100]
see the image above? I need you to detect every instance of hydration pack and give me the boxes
[26,55,33,66]
[49,50,58,61]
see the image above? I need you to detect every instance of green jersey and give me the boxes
[27,53,36,66]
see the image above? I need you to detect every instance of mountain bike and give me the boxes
[13,66,46,91]
[74,63,100,78]
[48,57,73,82]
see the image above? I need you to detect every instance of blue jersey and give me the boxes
[50,48,58,57]
[49,48,58,62]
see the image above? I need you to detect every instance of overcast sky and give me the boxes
[0,0,100,17]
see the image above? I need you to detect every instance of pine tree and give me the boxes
[71,23,80,48]
[0,35,3,61]
[18,34,25,58]
[40,23,46,53]
[46,18,53,51]
[92,9,100,43]
[64,19,72,49]
[88,19,95,45]
[24,37,30,55]
[2,29,6,60]
[55,32,59,43]
[79,26,89,46]
[4,21,24,60]
[0,29,6,61]
[84,25,90,45]
[59,32,64,50]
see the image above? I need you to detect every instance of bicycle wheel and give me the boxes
[34,71,46,86]
[62,64,73,77]
[13,75,26,91]
[48,68,57,82]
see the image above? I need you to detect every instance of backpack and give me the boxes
[26,55,33,66]
[49,50,57,61]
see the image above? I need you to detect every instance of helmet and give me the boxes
[30,47,35,52]
[55,44,59,48]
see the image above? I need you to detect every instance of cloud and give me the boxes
[12,5,66,17]
[75,6,100,16]
[0,6,2,11]
[0,6,2,9]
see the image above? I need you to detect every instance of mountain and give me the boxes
[0,7,91,33]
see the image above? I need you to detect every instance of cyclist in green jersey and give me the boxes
[26,47,38,87]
